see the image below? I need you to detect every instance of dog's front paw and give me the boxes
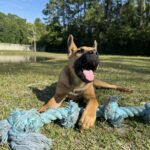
[79,109,96,130]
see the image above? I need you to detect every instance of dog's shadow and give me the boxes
[30,82,57,104]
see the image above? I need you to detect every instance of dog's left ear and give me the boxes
[67,34,77,56]
[93,40,97,50]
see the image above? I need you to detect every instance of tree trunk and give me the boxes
[139,0,146,27]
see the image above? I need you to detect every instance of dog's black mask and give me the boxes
[74,50,99,83]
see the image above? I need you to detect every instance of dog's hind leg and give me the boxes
[94,79,133,93]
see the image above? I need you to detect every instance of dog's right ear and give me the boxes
[67,34,77,56]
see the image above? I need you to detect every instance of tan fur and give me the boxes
[39,35,132,130]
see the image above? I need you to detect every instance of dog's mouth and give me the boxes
[82,62,97,81]
[74,56,99,83]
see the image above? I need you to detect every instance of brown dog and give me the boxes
[39,35,132,130]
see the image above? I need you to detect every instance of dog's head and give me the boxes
[67,35,99,83]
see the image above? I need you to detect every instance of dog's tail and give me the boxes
[93,79,133,93]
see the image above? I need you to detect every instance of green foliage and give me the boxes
[0,12,47,49]
[0,0,150,55]
[0,12,29,44]
[42,0,150,55]
[34,18,46,42]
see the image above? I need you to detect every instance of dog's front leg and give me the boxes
[39,82,68,112]
[80,85,99,130]
[39,94,66,112]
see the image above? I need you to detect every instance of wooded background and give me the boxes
[0,0,150,55]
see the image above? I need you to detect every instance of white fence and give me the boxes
[0,43,32,51]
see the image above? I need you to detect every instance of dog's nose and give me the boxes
[89,50,98,56]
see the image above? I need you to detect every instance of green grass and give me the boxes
[0,51,150,150]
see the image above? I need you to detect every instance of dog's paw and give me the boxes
[79,109,96,130]
[118,87,133,93]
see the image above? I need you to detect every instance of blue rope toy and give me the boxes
[0,96,150,150]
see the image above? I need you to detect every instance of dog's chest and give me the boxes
[68,87,84,98]
[68,83,87,99]
[68,89,82,97]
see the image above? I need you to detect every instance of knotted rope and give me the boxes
[0,96,150,150]
[99,96,150,127]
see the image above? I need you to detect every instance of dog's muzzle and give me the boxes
[74,50,99,83]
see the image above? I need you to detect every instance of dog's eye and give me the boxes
[76,49,85,54]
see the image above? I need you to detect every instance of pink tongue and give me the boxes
[83,70,94,81]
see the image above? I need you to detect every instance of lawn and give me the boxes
[0,51,150,150]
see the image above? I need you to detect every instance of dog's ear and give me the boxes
[67,34,77,56]
[93,40,97,50]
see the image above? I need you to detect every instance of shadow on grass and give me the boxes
[30,82,57,104]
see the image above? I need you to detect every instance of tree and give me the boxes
[0,12,29,44]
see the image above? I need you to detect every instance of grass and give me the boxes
[0,51,150,150]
